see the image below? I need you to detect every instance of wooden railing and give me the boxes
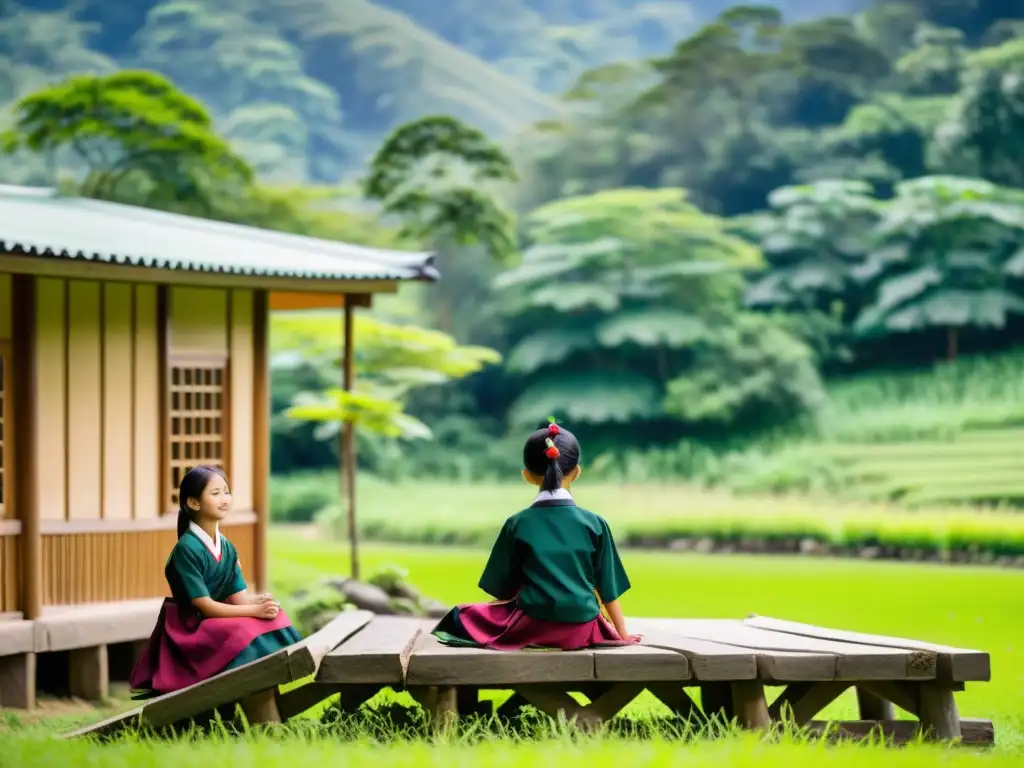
[0,520,20,614]
[37,515,255,606]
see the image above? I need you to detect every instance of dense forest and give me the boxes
[3,0,874,181]
[3,0,1024,503]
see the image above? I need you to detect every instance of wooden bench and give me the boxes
[66,612,994,746]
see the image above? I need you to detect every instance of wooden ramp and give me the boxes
[65,613,994,746]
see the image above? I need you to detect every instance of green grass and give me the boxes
[308,478,1024,557]
[4,528,1024,764]
[6,534,1023,764]
[814,352,1024,444]
[816,428,1024,505]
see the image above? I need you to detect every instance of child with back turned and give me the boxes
[130,465,303,697]
[432,420,640,650]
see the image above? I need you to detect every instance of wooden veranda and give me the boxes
[68,613,993,746]
[0,185,437,709]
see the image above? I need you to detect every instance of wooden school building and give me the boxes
[0,184,436,708]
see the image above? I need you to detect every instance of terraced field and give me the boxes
[822,428,1024,506]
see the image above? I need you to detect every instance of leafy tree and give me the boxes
[1,70,253,213]
[931,39,1024,188]
[273,311,500,460]
[663,312,826,426]
[132,1,348,180]
[740,179,881,365]
[854,176,1024,360]
[493,187,828,437]
[363,114,518,263]
[744,180,879,313]
[363,115,519,338]
[894,23,967,95]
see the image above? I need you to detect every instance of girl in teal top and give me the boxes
[433,421,640,650]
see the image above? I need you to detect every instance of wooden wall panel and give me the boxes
[229,522,255,589]
[103,284,134,520]
[0,273,10,339]
[230,290,254,511]
[35,279,66,521]
[0,534,18,613]
[66,281,102,521]
[41,522,255,604]
[133,285,161,520]
[0,340,9,520]
[169,287,228,353]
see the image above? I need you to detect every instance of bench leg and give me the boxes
[69,645,108,702]
[856,686,895,720]
[700,683,734,725]
[731,681,769,729]
[239,688,282,725]
[0,652,36,710]
[409,685,458,730]
[918,683,961,741]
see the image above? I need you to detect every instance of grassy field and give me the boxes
[4,531,1023,765]
[302,478,1024,557]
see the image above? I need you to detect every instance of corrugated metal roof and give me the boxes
[0,185,438,282]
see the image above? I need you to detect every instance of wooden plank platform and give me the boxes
[61,613,994,747]
[64,610,374,739]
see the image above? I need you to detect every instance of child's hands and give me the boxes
[251,591,275,604]
[253,598,280,620]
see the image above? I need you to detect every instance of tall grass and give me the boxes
[811,351,1024,443]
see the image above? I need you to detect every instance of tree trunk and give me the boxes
[946,326,958,363]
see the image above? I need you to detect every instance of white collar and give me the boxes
[533,488,574,503]
[189,521,221,559]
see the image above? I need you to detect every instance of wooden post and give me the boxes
[918,682,961,741]
[341,298,358,580]
[856,687,895,720]
[12,274,40,620]
[251,290,270,593]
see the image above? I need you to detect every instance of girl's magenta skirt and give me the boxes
[129,599,301,696]
[432,600,635,651]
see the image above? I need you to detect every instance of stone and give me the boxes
[340,580,394,614]
[389,582,420,601]
[418,597,450,619]
[389,597,421,616]
[694,538,715,554]
[859,546,881,559]
[668,538,694,552]
[799,538,822,555]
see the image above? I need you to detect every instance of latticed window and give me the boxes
[0,342,8,518]
[167,357,228,511]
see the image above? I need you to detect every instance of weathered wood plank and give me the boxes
[0,620,34,656]
[646,619,934,681]
[593,643,690,682]
[65,610,373,739]
[286,610,375,679]
[318,616,423,685]
[34,600,162,652]
[630,623,757,681]
[405,631,595,686]
[143,650,293,728]
[636,621,829,682]
[804,718,992,746]
[769,681,850,723]
[745,615,989,682]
